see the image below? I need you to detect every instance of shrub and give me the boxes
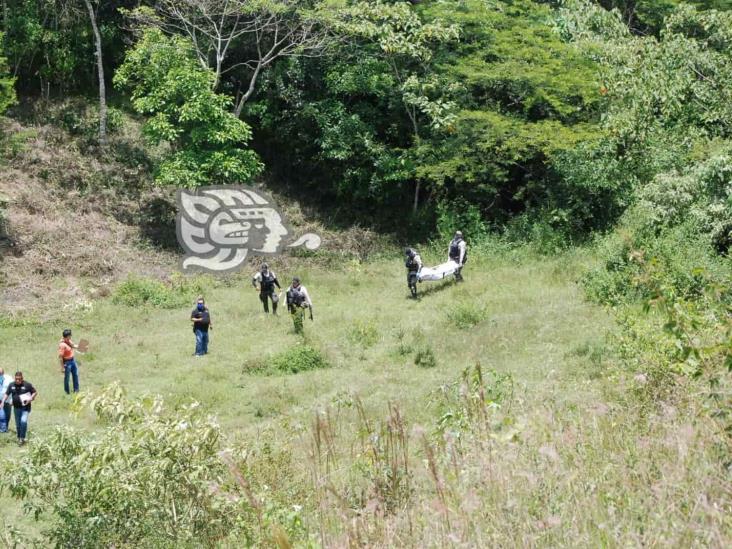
[432,364,514,439]
[347,319,380,348]
[436,198,488,243]
[414,345,437,368]
[51,100,124,144]
[3,384,249,547]
[112,274,208,309]
[270,344,330,374]
[446,301,488,328]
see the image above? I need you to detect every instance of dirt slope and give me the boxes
[0,122,176,316]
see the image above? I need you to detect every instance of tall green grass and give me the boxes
[0,250,728,546]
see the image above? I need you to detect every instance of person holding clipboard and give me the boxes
[0,371,37,446]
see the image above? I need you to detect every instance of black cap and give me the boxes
[62,329,72,338]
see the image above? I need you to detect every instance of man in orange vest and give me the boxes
[58,329,80,394]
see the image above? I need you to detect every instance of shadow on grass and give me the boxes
[406,278,459,300]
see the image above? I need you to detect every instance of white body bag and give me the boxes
[417,260,460,282]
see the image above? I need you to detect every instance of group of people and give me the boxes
[1,369,37,446]
[0,329,81,446]
[190,264,314,356]
[405,231,468,297]
[2,234,468,445]
[251,264,313,330]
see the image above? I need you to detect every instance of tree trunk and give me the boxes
[413,180,421,214]
[84,0,107,145]
[234,62,263,118]
[410,112,421,215]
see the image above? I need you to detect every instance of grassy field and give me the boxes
[1,247,729,546]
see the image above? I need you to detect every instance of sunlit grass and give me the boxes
[1,248,729,545]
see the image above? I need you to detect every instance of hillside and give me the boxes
[0,250,729,546]
[1,0,731,546]
[0,118,176,314]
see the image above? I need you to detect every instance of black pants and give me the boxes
[407,271,419,296]
[260,291,278,314]
[450,258,464,281]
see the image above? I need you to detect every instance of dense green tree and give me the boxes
[1,0,134,97]
[332,0,460,213]
[114,28,262,187]
[593,0,732,34]
[419,0,604,235]
[0,32,16,114]
[125,0,331,117]
[249,0,603,234]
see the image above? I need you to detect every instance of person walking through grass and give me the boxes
[252,263,281,314]
[448,230,468,281]
[405,247,423,298]
[1,371,37,446]
[0,368,12,433]
[286,277,313,335]
[190,296,212,356]
[58,328,80,394]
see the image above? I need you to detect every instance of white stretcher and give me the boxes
[418,260,460,281]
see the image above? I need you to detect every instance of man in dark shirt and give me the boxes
[1,371,37,445]
[252,263,281,314]
[190,296,212,356]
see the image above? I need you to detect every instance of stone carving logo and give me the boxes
[176,186,321,272]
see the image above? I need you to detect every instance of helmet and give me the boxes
[292,276,301,285]
[62,329,72,338]
[455,230,463,239]
[404,247,413,257]
[261,262,269,271]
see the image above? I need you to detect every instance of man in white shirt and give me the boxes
[448,230,468,281]
[285,277,313,334]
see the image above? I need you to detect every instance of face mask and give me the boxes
[197,303,204,311]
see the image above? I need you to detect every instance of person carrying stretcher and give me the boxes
[448,230,467,281]
[404,248,423,298]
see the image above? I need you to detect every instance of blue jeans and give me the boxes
[0,403,11,432]
[14,408,29,440]
[195,329,209,355]
[64,358,79,394]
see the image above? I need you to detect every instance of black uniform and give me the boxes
[405,250,422,298]
[254,270,281,314]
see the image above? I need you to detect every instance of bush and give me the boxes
[270,344,330,374]
[446,301,488,328]
[347,319,380,348]
[3,384,250,547]
[432,364,514,439]
[584,222,731,306]
[112,274,208,309]
[436,199,489,243]
[414,345,437,368]
[51,100,124,144]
